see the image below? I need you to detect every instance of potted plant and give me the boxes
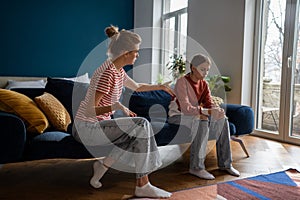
[206,75,232,95]
[166,54,186,81]
[205,75,232,106]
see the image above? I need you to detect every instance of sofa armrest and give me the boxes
[221,104,254,136]
[0,111,26,163]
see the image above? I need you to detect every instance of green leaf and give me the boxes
[206,75,232,94]
[221,76,230,83]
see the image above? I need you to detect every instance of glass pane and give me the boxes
[179,13,187,59]
[163,0,188,14]
[291,5,300,138]
[163,17,175,81]
[257,0,286,133]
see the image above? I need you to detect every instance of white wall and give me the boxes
[134,0,254,105]
[133,0,153,83]
[134,0,162,84]
[187,0,245,104]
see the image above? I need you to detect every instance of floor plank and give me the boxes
[0,135,299,200]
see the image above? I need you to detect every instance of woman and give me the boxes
[168,54,240,180]
[73,25,174,198]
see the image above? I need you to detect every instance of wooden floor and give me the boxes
[0,135,299,200]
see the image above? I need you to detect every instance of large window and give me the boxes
[161,0,188,82]
[254,0,300,145]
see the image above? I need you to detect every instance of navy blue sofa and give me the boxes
[0,78,254,164]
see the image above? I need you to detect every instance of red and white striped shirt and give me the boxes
[75,60,129,122]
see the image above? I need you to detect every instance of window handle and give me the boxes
[287,56,292,68]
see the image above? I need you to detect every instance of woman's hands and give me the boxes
[159,81,176,97]
[112,102,137,117]
[125,77,175,98]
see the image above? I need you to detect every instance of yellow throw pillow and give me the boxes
[0,89,49,134]
[34,92,71,132]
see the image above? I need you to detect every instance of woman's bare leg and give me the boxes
[90,157,114,188]
[136,175,149,187]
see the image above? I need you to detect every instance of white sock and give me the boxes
[90,160,108,188]
[189,169,215,180]
[135,182,172,198]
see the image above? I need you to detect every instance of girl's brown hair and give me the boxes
[190,54,211,67]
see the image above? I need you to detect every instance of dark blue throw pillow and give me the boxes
[122,88,172,122]
[45,77,89,121]
[11,88,45,100]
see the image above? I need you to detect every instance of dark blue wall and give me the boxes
[0,0,134,77]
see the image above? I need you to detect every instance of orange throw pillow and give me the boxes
[0,89,49,134]
[35,92,71,132]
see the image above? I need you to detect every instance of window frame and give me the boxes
[161,3,188,82]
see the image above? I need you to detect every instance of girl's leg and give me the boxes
[213,119,240,176]
[190,120,209,170]
[211,118,232,168]
[189,120,215,179]
[169,115,214,179]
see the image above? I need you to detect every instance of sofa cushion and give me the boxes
[24,131,92,160]
[24,131,111,160]
[35,92,71,132]
[151,122,192,146]
[32,131,71,142]
[5,79,46,89]
[0,89,49,134]
[58,73,90,83]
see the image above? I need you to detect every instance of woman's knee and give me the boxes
[132,117,154,138]
[132,117,151,127]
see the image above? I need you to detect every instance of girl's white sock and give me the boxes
[90,160,108,188]
[189,169,215,180]
[135,182,172,198]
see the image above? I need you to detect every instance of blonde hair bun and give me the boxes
[105,25,119,38]
[105,25,142,60]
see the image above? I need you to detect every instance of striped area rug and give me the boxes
[130,169,300,200]
[171,169,300,200]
